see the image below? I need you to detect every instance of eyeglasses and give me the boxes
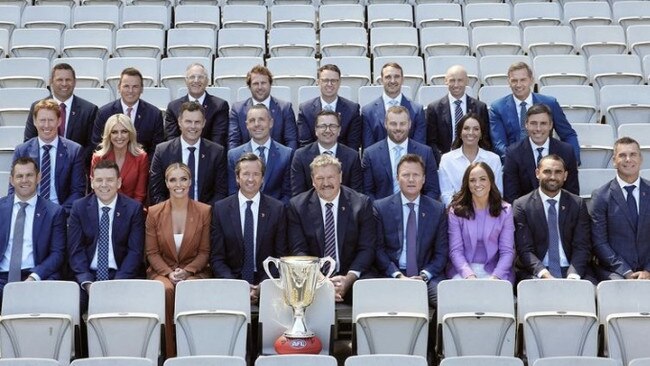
[315,124,340,131]
[319,79,340,85]
[186,74,207,81]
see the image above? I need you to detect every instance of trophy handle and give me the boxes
[262,256,282,288]
[318,256,337,287]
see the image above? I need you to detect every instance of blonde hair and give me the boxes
[309,154,342,175]
[165,162,192,182]
[96,113,144,157]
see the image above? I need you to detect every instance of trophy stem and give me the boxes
[284,306,315,338]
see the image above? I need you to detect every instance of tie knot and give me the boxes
[60,103,66,110]
[17,202,28,210]
[394,146,403,154]
[389,99,398,107]
[102,206,111,214]
[625,185,636,194]
[520,101,527,107]
[537,147,544,154]
[246,200,253,208]
[547,199,556,207]
[42,144,52,152]
[407,202,415,210]
[258,146,266,154]
[324,104,334,111]
[188,147,196,153]
[326,202,333,210]
[454,99,462,106]
[324,150,333,155]
[194,99,200,104]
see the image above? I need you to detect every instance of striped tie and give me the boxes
[40,145,52,199]
[323,202,336,273]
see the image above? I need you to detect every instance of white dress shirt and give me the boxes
[382,93,403,111]
[38,136,59,205]
[239,191,261,271]
[90,196,118,271]
[438,147,503,206]
[180,137,202,199]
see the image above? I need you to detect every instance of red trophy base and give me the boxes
[274,335,322,354]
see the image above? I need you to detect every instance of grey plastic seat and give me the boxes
[270,5,316,28]
[0,28,8,59]
[415,3,462,28]
[166,28,216,58]
[533,55,589,87]
[367,4,414,28]
[571,123,615,168]
[575,25,627,57]
[319,4,365,28]
[164,356,246,366]
[266,56,318,107]
[218,28,266,58]
[420,27,470,57]
[578,168,616,199]
[121,5,169,30]
[479,55,531,86]
[0,5,20,34]
[54,57,105,88]
[345,355,427,366]
[320,56,371,101]
[373,55,425,94]
[320,27,368,57]
[70,358,153,366]
[628,25,650,59]
[564,2,612,29]
[614,1,650,29]
[471,26,523,57]
[440,357,523,366]
[75,88,112,107]
[464,3,512,30]
[0,57,50,88]
[523,26,576,57]
[213,56,264,100]
[115,29,165,59]
[21,5,70,32]
[173,5,220,30]
[0,88,49,126]
[72,5,120,31]
[539,85,599,124]
[588,54,644,90]
[514,2,562,28]
[142,87,171,111]
[370,27,419,57]
[10,28,61,59]
[62,29,113,61]
[477,85,512,107]
[600,85,650,130]
[426,55,479,94]
[221,5,267,29]
[268,28,317,57]
[533,357,618,366]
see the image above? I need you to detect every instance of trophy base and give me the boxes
[274,335,322,354]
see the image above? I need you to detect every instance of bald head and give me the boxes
[445,65,468,99]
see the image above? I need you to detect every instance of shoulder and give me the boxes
[117,193,143,212]
[289,189,315,208]
[339,96,360,109]
[205,93,227,106]
[98,100,119,113]
[73,95,98,109]
[60,138,82,153]
[191,200,212,216]
[533,93,558,105]
[71,194,92,213]
[364,140,385,155]
[272,141,292,155]
[427,96,446,110]
[271,96,292,109]
[362,97,382,112]
[513,190,536,208]
[421,194,446,212]
[338,144,359,158]
[261,193,285,211]
[490,94,512,109]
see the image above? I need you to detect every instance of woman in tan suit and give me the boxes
[145,162,211,357]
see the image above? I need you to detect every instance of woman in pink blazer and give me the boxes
[447,162,515,283]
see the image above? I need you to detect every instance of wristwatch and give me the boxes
[420,271,430,283]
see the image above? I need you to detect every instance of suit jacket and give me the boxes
[145,199,212,279]
[290,142,362,196]
[210,193,287,284]
[362,139,440,201]
[513,189,591,278]
[149,137,227,205]
[67,193,145,284]
[425,94,490,164]
[296,96,362,151]
[489,93,580,161]
[503,137,579,203]
[0,195,66,280]
[361,95,426,149]
[164,92,230,148]
[227,140,293,203]
[288,186,376,275]
[373,193,448,279]
[91,150,149,204]
[590,178,650,277]
[12,137,86,212]
[228,96,298,150]
[92,99,165,157]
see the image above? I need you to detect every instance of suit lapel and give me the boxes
[197,139,209,197]
[441,98,452,140]
[32,198,46,259]
[523,140,538,188]
[531,191,549,247]
[337,190,350,254]
[379,141,393,182]
[111,195,125,256]
[610,180,636,229]
[264,141,278,188]
[256,195,269,253]
[87,197,100,253]
[28,140,40,166]
[0,197,14,255]
[307,192,326,253]
[390,195,404,251]
[178,202,198,259]
[228,196,244,245]
[68,97,81,139]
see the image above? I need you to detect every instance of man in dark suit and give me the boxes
[149,101,227,205]
[228,104,293,203]
[291,110,362,195]
[296,64,362,151]
[426,65,490,164]
[12,99,86,212]
[362,105,440,201]
[288,154,377,302]
[164,63,229,148]
[489,61,579,162]
[590,137,650,280]
[374,154,448,305]
[362,62,426,149]
[92,67,164,157]
[503,104,579,203]
[228,65,298,150]
[513,155,593,282]
[0,157,66,298]
[211,153,287,303]
[24,63,98,167]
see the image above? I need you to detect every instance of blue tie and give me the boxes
[40,145,52,199]
[96,207,111,281]
[242,200,255,283]
[393,146,403,193]
[257,146,266,164]
[519,101,528,139]
[546,199,562,278]
[187,147,196,200]
[453,99,463,142]
[406,203,418,277]
[625,185,638,232]
[323,202,336,274]
[9,202,28,283]
[536,147,544,165]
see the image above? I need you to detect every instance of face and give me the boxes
[178,110,206,145]
[314,114,340,148]
[460,118,481,147]
[50,69,76,101]
[445,67,468,99]
[246,108,273,144]
[525,112,553,146]
[92,167,122,205]
[381,65,403,99]
[165,167,191,199]
[35,108,61,143]
[468,165,490,200]
[185,65,208,98]
[398,161,425,201]
[536,159,567,196]
[385,111,410,144]
[249,72,271,102]
[508,68,533,100]
[318,69,340,101]
[118,74,143,107]
[312,164,342,202]
[613,143,643,183]
[236,160,264,198]
[10,163,40,201]
[110,122,129,151]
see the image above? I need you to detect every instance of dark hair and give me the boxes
[526,104,553,124]
[450,162,504,219]
[318,64,341,78]
[450,113,492,150]
[51,63,76,80]
[397,153,425,175]
[381,62,403,78]
[246,65,273,86]
[119,67,144,87]
[537,154,566,170]
[316,110,341,125]
[614,136,641,152]
[235,152,266,176]
[93,159,120,177]
[11,157,39,176]
[179,101,205,118]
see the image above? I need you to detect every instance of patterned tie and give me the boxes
[323,104,334,112]
[40,145,52,200]
[187,147,196,200]
[323,202,336,273]
[625,185,638,232]
[388,99,399,108]
[393,146,403,193]
[8,202,29,283]
[519,101,528,139]
[324,150,333,155]
[536,147,544,165]
[546,199,562,278]
[406,203,418,277]
[58,103,66,137]
[126,107,133,120]
[96,207,111,281]
[453,99,463,141]
[257,146,266,164]
[242,200,255,283]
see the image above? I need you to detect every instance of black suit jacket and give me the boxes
[148,137,227,205]
[503,137,579,203]
[296,96,362,151]
[164,92,230,148]
[290,142,362,196]
[513,189,592,278]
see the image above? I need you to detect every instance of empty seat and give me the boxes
[578,168,616,198]
[218,28,266,57]
[70,357,153,366]
[164,356,246,366]
[420,27,470,57]
[618,124,650,168]
[106,57,159,98]
[477,85,512,107]
[268,28,317,57]
[539,85,599,124]
[80,0,124,7]
[0,5,21,34]
[533,357,618,366]
[564,2,612,29]
[174,5,220,30]
[514,2,562,28]
[121,5,169,30]
[440,357,522,366]
[167,28,216,58]
[53,57,105,88]
[161,57,211,99]
[75,87,112,107]
[571,123,615,168]
[0,88,49,126]
[115,29,165,59]
[0,359,61,366]
[266,56,318,107]
[256,355,337,366]
[371,27,419,57]
[142,87,171,111]
[374,55,425,94]
[221,5,267,29]
[0,28,7,58]
[345,355,427,366]
[10,28,61,59]
[614,1,650,29]
[415,3,462,28]
[600,85,650,129]
[72,5,120,31]
[575,25,627,57]
[523,26,576,57]
[21,5,70,32]
[367,4,414,28]
[0,126,22,170]
[479,55,531,86]
[464,3,512,29]
[628,25,650,59]
[471,26,523,57]
[533,55,589,86]
[320,27,368,57]
[62,29,113,61]
[589,54,643,90]
[319,4,365,28]
[213,57,264,99]
[270,5,316,28]
[0,57,50,88]
[426,55,479,93]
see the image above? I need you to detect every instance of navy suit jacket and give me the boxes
[149,137,227,205]
[362,139,440,201]
[12,137,86,212]
[67,193,145,284]
[0,195,66,280]
[425,94,490,164]
[373,193,448,278]
[590,178,650,278]
[92,99,164,157]
[513,189,592,278]
[296,96,362,151]
[489,93,580,162]
[361,95,426,149]
[228,97,298,150]
[164,92,230,148]
[210,193,287,284]
[288,186,376,275]
[227,140,293,203]
[290,142,362,196]
[503,137,579,203]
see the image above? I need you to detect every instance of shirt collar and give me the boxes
[180,136,201,150]
[447,93,466,105]
[320,97,338,110]
[253,96,271,109]
[13,194,38,207]
[513,92,533,107]
[238,190,261,206]
[538,188,562,203]
[188,92,206,104]
[400,192,420,206]
[616,174,641,190]
[382,92,402,106]
[387,137,408,152]
[318,142,338,155]
[53,95,73,108]
[121,99,140,114]
[96,194,118,211]
[38,136,59,148]
[529,137,550,151]
[318,190,341,209]
[250,138,272,152]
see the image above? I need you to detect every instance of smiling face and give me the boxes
[445,66,468,100]
[50,68,76,101]
[236,160,264,199]
[460,117,482,147]
[536,157,567,196]
[508,68,533,101]
[35,108,61,144]
[525,111,553,146]
[109,121,130,151]
[185,64,208,99]
[385,110,410,144]
[179,109,206,145]
[381,65,403,99]
[118,74,143,107]
[318,69,340,103]
[10,161,40,201]
[165,167,191,199]
[246,107,273,145]
[312,164,342,202]
[398,161,425,201]
[92,167,122,205]
[315,114,340,149]
[249,72,272,102]
[468,165,491,201]
[613,142,643,183]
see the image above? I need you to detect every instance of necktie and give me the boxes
[187,147,196,200]
[323,202,336,273]
[96,207,111,281]
[536,147,544,165]
[393,146,403,193]
[388,99,399,108]
[454,99,463,124]
[40,145,52,200]
[324,150,333,155]
[242,200,255,283]
[324,104,334,112]
[257,146,266,164]
[519,101,527,139]
[546,199,562,278]
[58,103,66,137]
[126,107,133,120]
[406,203,418,277]
[8,202,29,283]
[624,185,638,231]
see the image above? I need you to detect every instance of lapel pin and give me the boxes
[72,111,76,116]
[36,213,41,217]
[261,213,265,218]
[201,154,205,159]
[116,212,121,217]
[562,205,566,210]
[342,206,346,211]
[421,212,426,217]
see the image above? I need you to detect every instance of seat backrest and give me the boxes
[437,280,514,323]
[2,281,80,325]
[0,359,61,366]
[70,357,154,366]
[75,88,112,107]
[564,1,612,27]
[416,3,462,28]
[319,4,365,28]
[174,5,220,29]
[221,5,267,29]
[72,5,119,30]
[270,5,315,28]
[255,355,338,366]
[514,2,562,27]
[0,5,21,34]
[578,168,615,197]
[464,3,512,28]
[345,355,427,366]
[353,278,428,316]
[516,279,595,325]
[479,55,531,85]
[164,356,246,366]
[597,280,650,325]
[523,25,575,56]
[367,4,413,28]
[533,357,618,366]
[88,280,165,322]
[0,57,50,88]
[21,5,70,30]
[440,356,523,366]
[121,5,169,29]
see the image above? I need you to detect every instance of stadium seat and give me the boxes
[440,357,522,366]
[320,27,367,57]
[75,88,112,107]
[106,57,159,98]
[256,355,337,366]
[477,85,512,107]
[539,85,599,124]
[533,55,589,87]
[370,27,419,57]
[571,123,615,168]
[115,29,165,59]
[578,168,615,199]
[265,56,319,106]
[320,56,371,101]
[80,0,123,7]
[614,1,650,29]
[533,358,618,366]
[268,28,317,57]
[513,2,562,28]
[164,356,246,366]
[373,56,425,94]
[0,28,8,59]
[0,126,22,169]
[10,28,61,59]
[160,56,211,99]
[479,55,531,86]
[142,87,171,111]
[72,5,119,31]
[70,358,153,366]
[575,25,627,58]
[0,360,60,366]
[367,4,414,28]
[21,5,70,32]
[121,5,169,30]
[471,26,523,57]
[464,3,512,29]
[0,57,50,88]
[62,29,113,61]
[631,359,650,366]
[221,5,267,29]
[213,56,264,100]
[217,28,266,57]
[173,5,220,30]
[523,25,576,57]
[345,355,427,366]
[166,28,216,58]
[0,88,50,126]
[628,25,650,59]
[415,3,462,28]
[270,4,315,28]
[0,5,20,34]
[420,27,469,57]
[0,171,8,196]
[588,54,644,90]
[56,56,107,86]
[318,4,365,28]
[564,2,612,29]
[600,85,650,129]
